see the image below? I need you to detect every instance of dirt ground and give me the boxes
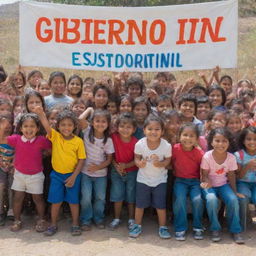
[0,213,255,256]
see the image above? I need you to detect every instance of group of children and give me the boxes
[0,65,256,244]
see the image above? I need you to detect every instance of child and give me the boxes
[107,95,120,116]
[79,110,114,230]
[67,74,83,100]
[37,79,51,97]
[201,127,245,244]
[44,71,73,110]
[208,85,226,111]
[235,127,256,231]
[196,96,212,123]
[34,107,86,236]
[92,84,111,110]
[226,111,243,135]
[108,113,138,230]
[129,115,172,239]
[156,95,173,115]
[119,95,133,114]
[27,70,43,90]
[10,71,26,96]
[6,113,51,232]
[172,123,204,241]
[0,98,12,115]
[127,76,144,100]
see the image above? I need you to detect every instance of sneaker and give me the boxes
[129,224,142,238]
[108,219,121,230]
[81,223,92,231]
[233,233,245,244]
[211,231,221,242]
[159,226,171,239]
[0,214,5,226]
[175,231,186,241]
[193,229,204,240]
[127,219,135,231]
[44,226,58,236]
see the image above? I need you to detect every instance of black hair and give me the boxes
[0,113,14,134]
[108,94,121,108]
[89,109,111,145]
[220,75,233,84]
[238,126,256,151]
[13,96,24,111]
[67,74,83,98]
[116,112,137,128]
[188,84,208,96]
[178,123,200,139]
[0,98,12,110]
[197,96,211,107]
[24,89,46,113]
[126,76,144,94]
[84,76,95,85]
[56,110,78,134]
[207,127,237,153]
[156,94,174,108]
[161,109,180,121]
[208,84,226,106]
[132,96,151,114]
[0,65,7,83]
[207,109,227,122]
[178,93,198,115]
[48,71,66,86]
[143,114,164,130]
[154,72,168,81]
[27,70,43,81]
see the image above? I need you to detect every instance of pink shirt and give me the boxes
[7,134,51,175]
[200,150,238,187]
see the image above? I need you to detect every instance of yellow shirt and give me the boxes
[47,128,86,174]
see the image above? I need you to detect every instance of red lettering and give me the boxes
[81,19,93,44]
[176,19,187,45]
[36,17,52,42]
[149,20,165,45]
[94,20,106,44]
[108,19,125,45]
[187,18,199,44]
[61,18,80,43]
[125,20,147,45]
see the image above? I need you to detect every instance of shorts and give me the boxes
[136,182,167,209]
[110,168,137,203]
[48,170,81,204]
[11,170,44,194]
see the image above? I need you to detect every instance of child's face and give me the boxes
[118,121,135,140]
[38,82,51,97]
[211,134,229,154]
[231,103,244,114]
[157,100,172,113]
[20,118,39,140]
[0,103,12,115]
[48,110,58,128]
[210,113,226,129]
[179,101,195,119]
[220,78,232,95]
[58,118,75,139]
[27,95,43,112]
[133,103,148,124]
[209,90,223,107]
[72,103,86,117]
[197,103,211,121]
[165,116,180,135]
[92,115,108,135]
[128,84,141,99]
[13,74,24,89]
[50,76,66,96]
[6,88,17,102]
[94,89,108,109]
[157,76,168,88]
[13,100,24,115]
[0,119,12,136]
[180,127,198,151]
[82,86,93,101]
[241,112,251,126]
[144,121,163,142]
[244,132,256,154]
[119,99,132,113]
[68,78,82,96]
[28,72,42,89]
[227,117,242,134]
[107,101,118,115]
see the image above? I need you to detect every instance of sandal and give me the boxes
[44,226,58,236]
[10,220,22,232]
[35,219,47,232]
[71,225,81,236]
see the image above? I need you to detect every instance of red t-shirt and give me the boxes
[172,143,204,179]
[111,133,138,172]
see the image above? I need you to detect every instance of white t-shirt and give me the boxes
[134,137,172,187]
[81,127,114,177]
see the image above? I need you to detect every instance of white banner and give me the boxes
[19,0,238,72]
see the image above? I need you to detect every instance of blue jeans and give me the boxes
[202,184,242,233]
[173,177,203,232]
[237,181,256,231]
[80,173,107,225]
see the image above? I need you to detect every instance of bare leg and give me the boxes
[69,203,79,226]
[128,203,135,219]
[114,201,123,219]
[32,194,45,219]
[156,208,167,226]
[13,191,25,221]
[134,207,144,225]
[50,202,62,226]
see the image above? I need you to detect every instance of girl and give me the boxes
[79,110,114,230]
[127,76,144,100]
[107,95,120,116]
[226,111,243,135]
[129,115,172,239]
[10,71,26,96]
[6,113,51,232]
[208,85,226,111]
[108,113,138,230]
[13,96,24,121]
[92,84,111,110]
[27,70,43,89]
[0,114,14,226]
[34,107,86,236]
[219,75,233,96]
[119,95,133,114]
[44,71,73,110]
[204,110,227,136]
[201,128,244,244]
[235,127,256,231]
[71,99,87,118]
[25,89,46,113]
[0,98,12,115]
[37,79,51,97]
[172,123,204,241]
[67,74,83,100]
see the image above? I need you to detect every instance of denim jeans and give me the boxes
[202,184,242,233]
[237,181,256,231]
[173,177,203,232]
[80,173,107,225]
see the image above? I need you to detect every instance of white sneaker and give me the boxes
[108,219,121,230]
[128,219,135,231]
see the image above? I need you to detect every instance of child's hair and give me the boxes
[48,71,66,86]
[207,127,236,153]
[0,98,12,112]
[16,113,43,136]
[56,109,78,134]
[10,71,26,87]
[0,65,7,83]
[154,72,169,82]
[156,94,174,108]
[197,96,211,107]
[188,84,208,96]
[207,109,227,123]
[178,93,198,114]
[126,76,145,94]
[161,109,180,120]
[238,126,256,151]
[116,112,137,128]
[89,109,111,145]
[0,113,14,134]
[237,79,253,90]
[228,98,247,112]
[93,84,111,98]
[71,98,87,108]
[108,94,121,109]
[208,84,226,105]
[220,75,232,85]
[67,74,83,98]
[83,76,95,85]
[178,123,200,139]
[27,70,43,82]
[143,114,164,130]
[132,96,151,113]
[13,96,24,111]
[24,89,46,112]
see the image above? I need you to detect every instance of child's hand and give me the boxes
[247,159,256,170]
[213,65,220,74]
[65,174,76,188]
[200,182,212,189]
[32,105,44,116]
[116,163,127,176]
[236,192,245,199]
[137,159,147,169]
[87,164,99,172]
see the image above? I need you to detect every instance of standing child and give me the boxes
[67,74,83,100]
[34,107,86,236]
[108,113,138,230]
[6,113,51,232]
[172,123,204,241]
[129,115,172,239]
[201,128,245,244]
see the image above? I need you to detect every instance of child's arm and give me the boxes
[33,106,52,137]
[65,158,85,187]
[151,154,171,168]
[79,107,94,130]
[200,168,212,188]
[237,160,256,179]
[0,119,9,144]
[227,171,245,198]
[87,154,113,172]
[134,153,147,169]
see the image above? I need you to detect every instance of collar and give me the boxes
[21,135,36,143]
